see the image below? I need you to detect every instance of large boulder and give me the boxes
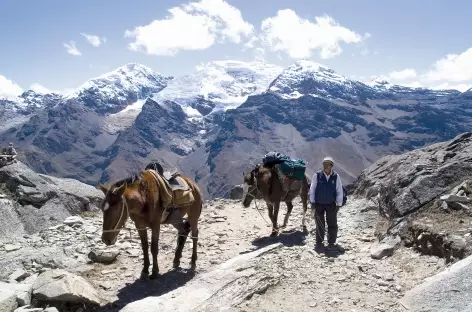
[400,253,472,311]
[0,290,17,312]
[353,133,472,260]
[0,162,103,237]
[0,199,26,239]
[32,270,100,306]
[0,246,82,280]
[229,185,243,200]
[0,283,32,306]
[353,132,472,218]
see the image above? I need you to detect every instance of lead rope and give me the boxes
[245,179,271,226]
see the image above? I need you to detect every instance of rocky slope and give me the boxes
[1,60,471,199]
[0,161,102,239]
[353,132,472,262]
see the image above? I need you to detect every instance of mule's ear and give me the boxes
[112,184,126,197]
[99,184,108,195]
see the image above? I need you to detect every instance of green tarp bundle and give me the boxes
[278,158,306,180]
[263,151,306,181]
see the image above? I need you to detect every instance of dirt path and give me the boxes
[0,197,447,311]
[229,199,446,312]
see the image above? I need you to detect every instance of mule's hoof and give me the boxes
[270,231,278,237]
[172,261,180,269]
[149,272,159,280]
[190,262,197,271]
[140,271,149,280]
[302,226,308,234]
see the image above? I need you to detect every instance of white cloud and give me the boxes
[63,41,81,56]
[425,48,472,83]
[0,74,23,99]
[260,10,367,59]
[0,76,74,99]
[80,33,106,47]
[378,48,472,92]
[388,68,417,80]
[253,47,266,62]
[30,83,53,94]
[125,0,254,56]
[30,83,74,96]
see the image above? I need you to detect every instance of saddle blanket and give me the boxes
[147,170,195,223]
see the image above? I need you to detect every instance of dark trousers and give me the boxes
[314,203,338,245]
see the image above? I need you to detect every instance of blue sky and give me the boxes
[1,0,471,98]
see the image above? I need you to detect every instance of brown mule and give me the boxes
[242,164,309,236]
[99,170,203,279]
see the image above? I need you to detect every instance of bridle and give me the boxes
[243,172,271,225]
[244,171,259,201]
[101,195,129,233]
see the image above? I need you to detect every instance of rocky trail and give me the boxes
[1,196,447,312]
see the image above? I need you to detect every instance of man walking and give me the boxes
[309,157,343,252]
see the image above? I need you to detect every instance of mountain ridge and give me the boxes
[1,60,471,199]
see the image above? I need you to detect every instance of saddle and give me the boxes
[162,171,189,191]
[147,170,195,224]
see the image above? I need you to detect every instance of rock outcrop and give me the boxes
[0,161,103,238]
[32,269,100,307]
[400,253,472,311]
[229,185,243,200]
[354,132,472,261]
[120,243,282,312]
[0,282,32,306]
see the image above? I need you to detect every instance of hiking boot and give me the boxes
[326,244,339,253]
[314,242,325,253]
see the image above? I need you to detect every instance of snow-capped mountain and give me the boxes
[67,63,172,115]
[0,90,63,132]
[152,60,283,117]
[1,59,471,199]
[268,60,378,101]
[1,90,62,112]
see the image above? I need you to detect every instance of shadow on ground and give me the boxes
[248,228,308,251]
[95,269,196,311]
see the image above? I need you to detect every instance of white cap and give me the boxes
[322,157,334,165]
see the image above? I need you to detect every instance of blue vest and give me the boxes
[315,171,337,205]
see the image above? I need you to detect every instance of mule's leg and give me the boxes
[137,227,150,279]
[149,224,161,279]
[172,220,191,269]
[282,201,293,228]
[270,202,280,237]
[190,225,199,270]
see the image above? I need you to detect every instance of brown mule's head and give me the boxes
[242,166,259,208]
[99,181,131,245]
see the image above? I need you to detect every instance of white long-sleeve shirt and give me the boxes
[309,171,343,206]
